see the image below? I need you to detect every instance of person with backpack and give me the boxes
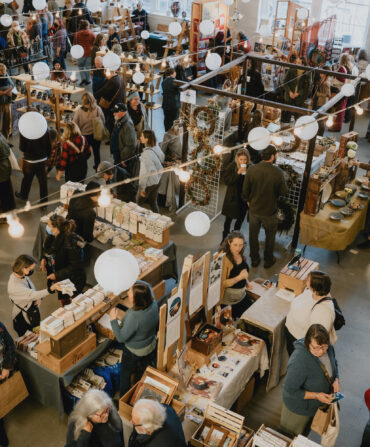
[285,271,344,356]
[56,122,91,183]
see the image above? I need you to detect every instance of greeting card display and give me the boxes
[229,332,263,357]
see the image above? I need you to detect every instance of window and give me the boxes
[320,0,370,47]
[141,0,192,18]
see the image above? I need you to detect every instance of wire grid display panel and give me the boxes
[285,177,302,208]
[185,105,223,219]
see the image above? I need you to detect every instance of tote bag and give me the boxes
[311,404,331,435]
[321,403,340,447]
[93,116,109,141]
[0,371,29,419]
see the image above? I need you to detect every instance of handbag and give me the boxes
[321,402,340,447]
[311,362,334,435]
[12,300,41,329]
[98,81,121,110]
[313,297,345,330]
[93,116,109,141]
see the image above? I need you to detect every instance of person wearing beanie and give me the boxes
[96,160,137,203]
[361,388,370,447]
[67,181,100,242]
[127,91,148,140]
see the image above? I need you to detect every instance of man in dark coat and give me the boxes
[69,0,93,35]
[67,181,100,242]
[96,161,137,203]
[129,400,186,447]
[161,68,180,132]
[242,145,288,269]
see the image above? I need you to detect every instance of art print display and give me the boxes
[129,383,167,406]
[165,289,183,348]
[229,332,262,356]
[188,375,222,399]
[213,306,233,330]
[178,346,193,387]
[207,253,224,310]
[189,255,207,315]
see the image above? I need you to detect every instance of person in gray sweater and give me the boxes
[109,281,158,396]
[137,130,165,213]
[280,324,340,437]
[242,145,288,268]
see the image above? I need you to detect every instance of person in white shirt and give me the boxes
[285,270,337,355]
[7,254,60,336]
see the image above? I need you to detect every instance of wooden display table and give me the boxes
[278,257,319,296]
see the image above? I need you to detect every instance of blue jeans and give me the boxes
[77,56,91,83]
[120,343,157,397]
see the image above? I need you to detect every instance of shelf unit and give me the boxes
[12,74,85,138]
[272,0,309,56]
[190,0,229,76]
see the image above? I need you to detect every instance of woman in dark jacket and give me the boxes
[65,389,123,447]
[0,321,16,447]
[67,181,100,242]
[280,324,340,437]
[161,68,180,132]
[109,281,158,396]
[41,215,86,306]
[0,132,14,216]
[221,148,250,241]
[246,59,264,98]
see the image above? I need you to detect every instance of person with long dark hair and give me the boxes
[41,215,86,306]
[219,231,252,319]
[109,282,158,396]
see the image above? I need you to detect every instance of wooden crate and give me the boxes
[94,308,126,340]
[338,131,358,158]
[186,340,222,369]
[0,371,29,419]
[278,258,319,296]
[191,402,244,447]
[153,280,166,300]
[50,323,88,358]
[254,424,293,447]
[36,332,96,374]
[235,377,255,413]
[119,366,179,417]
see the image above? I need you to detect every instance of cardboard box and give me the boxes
[36,332,96,374]
[254,424,293,447]
[0,371,29,419]
[190,402,244,447]
[278,258,319,296]
[50,323,88,358]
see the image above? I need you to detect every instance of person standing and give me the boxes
[56,122,91,183]
[285,271,337,356]
[279,324,340,437]
[0,132,15,216]
[137,130,164,213]
[74,20,95,86]
[110,103,137,173]
[160,121,182,162]
[221,148,250,241]
[15,128,51,206]
[91,33,105,67]
[109,282,158,396]
[242,145,288,268]
[161,68,180,132]
[106,25,120,50]
[0,321,16,447]
[0,63,14,139]
[73,92,105,170]
[6,22,30,73]
[127,92,148,140]
[131,2,149,31]
[52,19,67,70]
[92,56,107,97]
[96,161,137,203]
[69,0,93,36]
[331,53,352,132]
[8,254,59,336]
[312,66,331,136]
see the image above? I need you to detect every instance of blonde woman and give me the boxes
[73,92,105,170]
[221,148,251,241]
[56,122,91,182]
[65,390,123,447]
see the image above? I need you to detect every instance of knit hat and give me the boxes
[112,103,127,113]
[96,161,114,178]
[365,389,370,411]
[127,91,140,102]
[85,181,101,197]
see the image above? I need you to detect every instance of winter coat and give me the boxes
[139,145,164,191]
[73,105,105,136]
[74,29,95,57]
[283,339,339,417]
[0,132,11,183]
[59,135,91,182]
[221,161,248,220]
[67,195,96,243]
[246,68,264,98]
[127,103,148,140]
[162,76,180,111]
[116,114,137,164]
[69,2,93,34]
[94,74,124,109]
[43,232,86,294]
[20,129,51,161]
[7,28,29,48]
[128,405,186,447]
[283,68,312,107]
[160,132,182,162]
[107,165,137,203]
[107,32,120,50]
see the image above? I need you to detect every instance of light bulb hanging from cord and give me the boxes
[135,63,140,72]
[98,187,112,207]
[78,8,82,15]
[272,135,283,146]
[213,145,226,154]
[174,168,191,183]
[355,104,364,115]
[7,214,24,238]
[70,71,77,82]
[161,60,166,70]
[25,201,31,212]
[326,115,334,128]
[105,68,111,78]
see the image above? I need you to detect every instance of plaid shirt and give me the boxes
[46,142,62,169]
[59,136,91,171]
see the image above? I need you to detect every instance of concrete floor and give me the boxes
[0,80,369,446]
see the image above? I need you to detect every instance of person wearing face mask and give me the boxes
[242,145,288,269]
[41,215,86,306]
[109,281,158,397]
[285,271,337,356]
[129,399,186,447]
[221,148,250,242]
[65,389,123,447]
[279,324,340,437]
[7,254,60,336]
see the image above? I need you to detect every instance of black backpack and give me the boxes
[313,297,346,331]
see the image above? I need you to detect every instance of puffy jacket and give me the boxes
[139,145,164,191]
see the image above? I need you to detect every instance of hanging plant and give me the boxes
[186,175,211,206]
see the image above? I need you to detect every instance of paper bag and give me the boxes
[0,371,29,418]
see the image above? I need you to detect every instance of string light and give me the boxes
[355,104,364,115]
[70,71,77,82]
[25,201,31,212]
[272,135,283,146]
[78,8,82,15]
[55,11,59,18]
[105,68,111,78]
[7,214,24,238]
[161,60,167,70]
[213,145,226,154]
[135,63,140,72]
[98,187,112,207]
[184,55,190,64]
[31,13,36,20]
[326,115,334,127]
[174,168,191,183]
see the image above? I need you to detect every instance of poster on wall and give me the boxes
[165,289,183,348]
[207,253,224,311]
[189,255,207,316]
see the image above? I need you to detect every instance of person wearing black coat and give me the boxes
[246,59,265,98]
[129,401,186,447]
[131,3,149,31]
[95,73,125,134]
[69,0,93,35]
[222,148,250,241]
[0,132,14,216]
[67,181,100,243]
[0,321,16,447]
[42,215,86,306]
[161,68,180,132]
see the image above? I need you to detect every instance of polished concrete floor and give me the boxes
[0,88,369,446]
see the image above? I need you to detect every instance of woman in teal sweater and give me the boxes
[109,281,158,396]
[280,324,340,437]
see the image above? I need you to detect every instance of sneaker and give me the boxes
[264,257,277,269]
